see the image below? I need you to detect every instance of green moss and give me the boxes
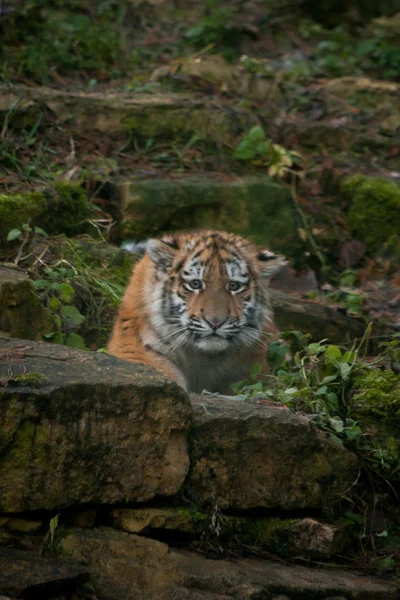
[0,192,46,243]
[341,175,400,255]
[177,507,207,524]
[0,184,94,250]
[223,516,296,548]
[44,182,94,234]
[13,373,47,387]
[351,370,400,421]
[121,177,301,258]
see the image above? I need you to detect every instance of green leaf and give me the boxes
[48,296,62,310]
[34,226,48,236]
[53,282,75,304]
[185,23,205,39]
[322,374,338,384]
[339,362,351,381]
[59,283,75,304]
[326,392,339,410]
[316,385,328,396]
[325,345,342,362]
[267,342,289,372]
[49,514,59,546]
[329,417,344,433]
[342,351,356,363]
[66,333,87,349]
[376,530,388,538]
[60,305,85,326]
[345,426,362,441]
[329,433,344,446]
[231,379,249,393]
[7,229,22,242]
[250,362,262,381]
[234,142,257,160]
[33,279,50,289]
[251,381,263,392]
[52,314,62,331]
[248,126,265,143]
[307,343,325,355]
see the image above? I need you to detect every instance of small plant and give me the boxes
[234,126,301,177]
[33,267,87,349]
[41,514,62,556]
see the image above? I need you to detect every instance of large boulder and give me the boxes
[61,527,400,600]
[0,334,192,512]
[186,394,358,511]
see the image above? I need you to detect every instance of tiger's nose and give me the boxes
[205,316,226,330]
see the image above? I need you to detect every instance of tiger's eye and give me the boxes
[228,281,241,292]
[189,279,202,290]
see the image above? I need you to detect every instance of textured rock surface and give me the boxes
[0,548,89,598]
[0,334,192,512]
[61,527,400,600]
[111,509,344,560]
[270,289,365,344]
[118,177,298,256]
[186,394,358,511]
[0,83,254,141]
[112,507,196,534]
[0,267,52,341]
[222,516,345,560]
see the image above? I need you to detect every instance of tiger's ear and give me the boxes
[146,236,179,270]
[257,249,287,279]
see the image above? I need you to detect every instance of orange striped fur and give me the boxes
[108,230,286,393]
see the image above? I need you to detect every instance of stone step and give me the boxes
[116,175,299,256]
[61,527,400,600]
[0,548,89,599]
[0,334,357,514]
[0,79,398,152]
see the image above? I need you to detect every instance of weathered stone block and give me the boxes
[186,394,358,511]
[61,527,400,600]
[118,177,299,257]
[0,335,192,512]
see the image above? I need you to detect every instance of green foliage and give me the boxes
[232,328,400,482]
[185,1,237,53]
[1,1,133,81]
[234,126,301,178]
[33,267,87,349]
[297,20,400,81]
[6,223,47,243]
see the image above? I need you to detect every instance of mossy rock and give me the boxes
[220,516,345,559]
[0,183,94,251]
[0,84,256,143]
[0,192,46,246]
[0,266,53,341]
[349,369,400,466]
[341,175,400,258]
[118,176,301,258]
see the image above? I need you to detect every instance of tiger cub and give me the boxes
[108,230,286,393]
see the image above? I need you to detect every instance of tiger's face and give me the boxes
[146,231,286,354]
